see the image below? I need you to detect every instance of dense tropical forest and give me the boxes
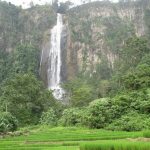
[0,0,150,149]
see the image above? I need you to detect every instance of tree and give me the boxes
[121,37,150,69]
[0,73,56,126]
[87,98,114,128]
[57,2,71,14]
[63,78,97,107]
[40,108,57,126]
[106,111,150,131]
[52,0,58,11]
[59,108,84,126]
[29,1,34,8]
[12,44,40,76]
[0,49,11,83]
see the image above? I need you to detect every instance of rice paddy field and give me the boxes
[0,126,149,150]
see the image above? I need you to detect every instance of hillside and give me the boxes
[65,1,149,78]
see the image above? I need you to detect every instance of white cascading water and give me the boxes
[48,13,64,100]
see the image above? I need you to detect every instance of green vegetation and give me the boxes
[0,1,56,51]
[106,111,150,131]
[143,130,150,138]
[40,108,57,126]
[80,141,150,150]
[12,44,40,76]
[0,1,57,130]
[0,0,150,150]
[0,127,144,150]
[0,112,18,133]
[63,78,97,107]
[0,73,56,127]
[103,16,134,53]
[63,0,150,132]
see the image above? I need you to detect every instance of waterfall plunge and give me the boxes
[48,14,64,100]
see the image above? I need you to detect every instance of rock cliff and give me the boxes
[1,0,150,87]
[63,1,150,80]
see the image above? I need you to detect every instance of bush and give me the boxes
[112,90,150,116]
[59,108,86,126]
[86,98,115,128]
[40,108,57,126]
[0,112,18,133]
[106,111,150,131]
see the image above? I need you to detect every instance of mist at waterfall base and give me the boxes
[47,14,65,100]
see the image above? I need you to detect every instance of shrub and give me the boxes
[86,98,115,128]
[59,108,86,126]
[106,111,150,131]
[40,108,57,126]
[0,112,18,133]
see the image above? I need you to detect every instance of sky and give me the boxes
[1,0,119,8]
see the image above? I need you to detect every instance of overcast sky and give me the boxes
[1,0,119,8]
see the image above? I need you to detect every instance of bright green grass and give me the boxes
[143,130,150,138]
[80,140,150,150]
[0,126,144,150]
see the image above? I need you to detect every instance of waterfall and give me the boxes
[48,13,64,100]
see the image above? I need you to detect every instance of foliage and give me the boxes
[0,44,41,85]
[12,44,40,76]
[94,57,112,80]
[96,80,111,97]
[0,73,56,126]
[115,37,150,73]
[111,37,150,95]
[0,112,18,133]
[0,50,10,83]
[106,111,150,131]
[0,2,57,127]
[59,108,85,126]
[40,108,57,126]
[144,9,150,37]
[63,78,97,107]
[57,1,72,14]
[86,98,115,128]
[59,88,150,130]
[103,16,134,53]
[0,1,56,51]
[122,64,150,90]
[0,1,20,50]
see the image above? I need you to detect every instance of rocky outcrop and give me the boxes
[2,1,149,87]
[0,2,56,53]
[63,1,150,79]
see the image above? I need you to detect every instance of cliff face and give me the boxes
[64,1,150,80]
[0,1,56,86]
[0,2,56,52]
[1,1,150,87]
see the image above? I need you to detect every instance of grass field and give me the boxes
[0,126,148,150]
[80,140,150,150]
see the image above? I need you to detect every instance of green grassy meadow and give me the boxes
[0,126,149,150]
